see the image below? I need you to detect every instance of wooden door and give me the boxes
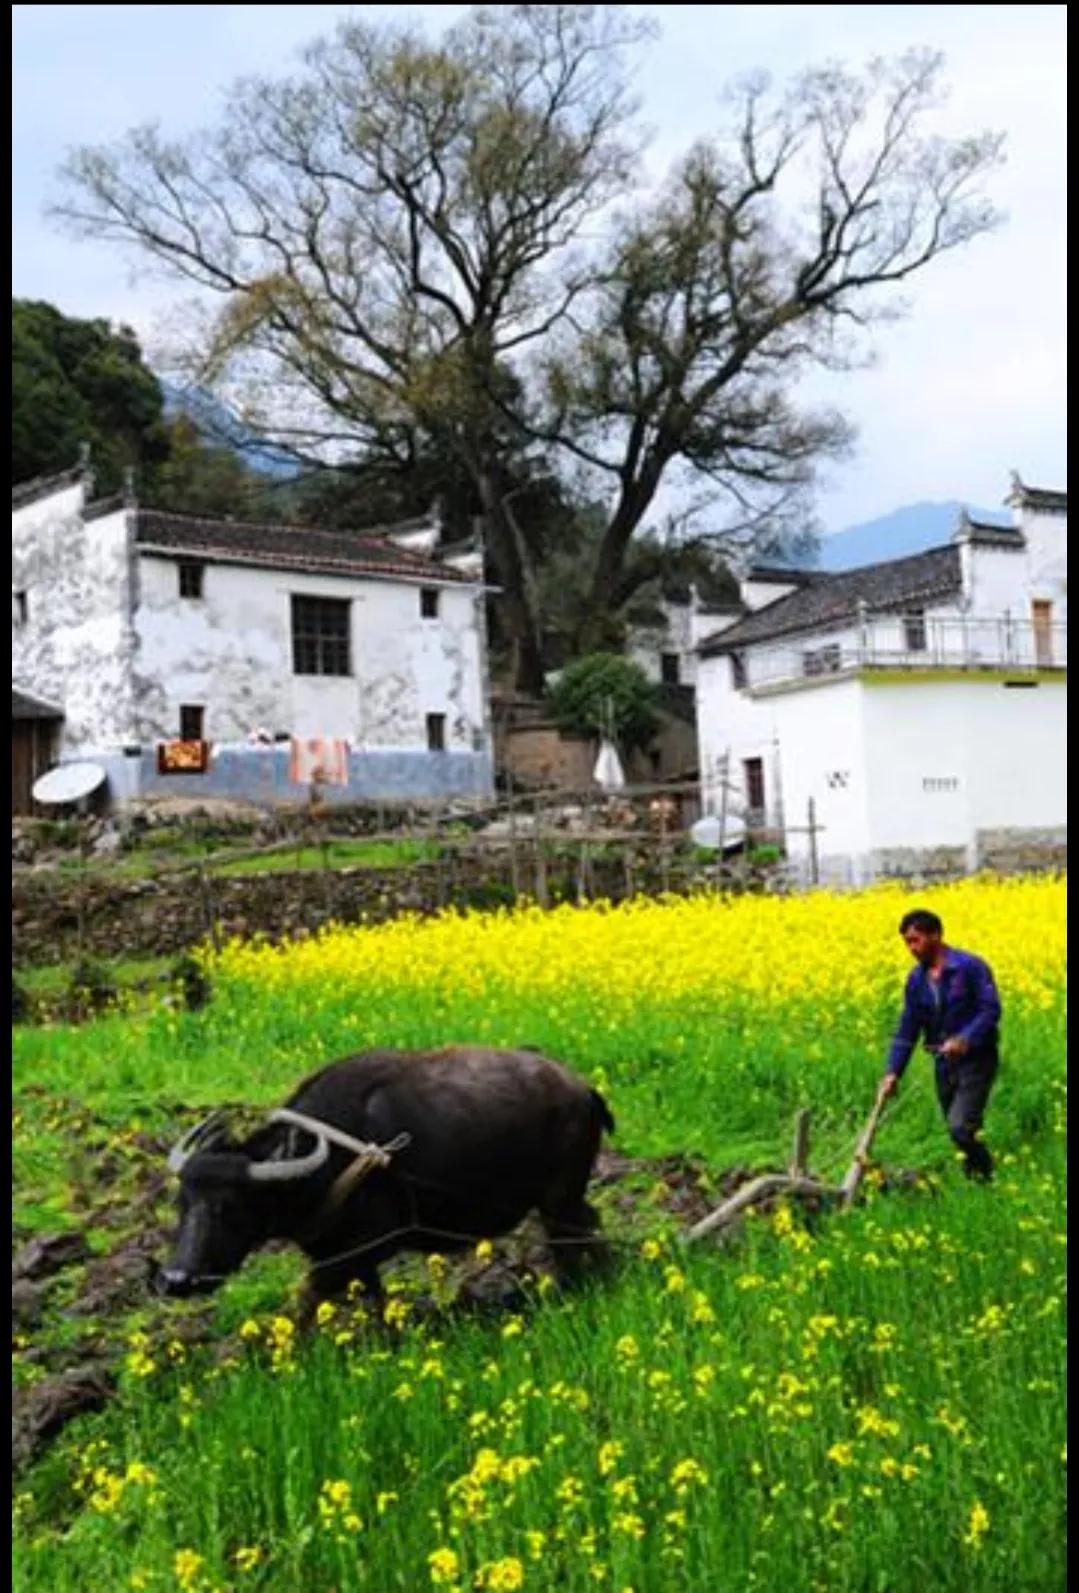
[1031,600,1053,667]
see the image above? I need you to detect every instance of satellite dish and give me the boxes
[690,815,721,850]
[32,762,106,806]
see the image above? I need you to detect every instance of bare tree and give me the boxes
[535,50,1005,622]
[57,4,649,691]
[57,16,1003,688]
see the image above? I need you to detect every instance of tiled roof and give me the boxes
[1007,475,1067,513]
[12,688,64,720]
[84,494,127,522]
[744,565,815,585]
[133,509,474,585]
[699,544,963,655]
[959,515,1026,549]
[11,464,86,511]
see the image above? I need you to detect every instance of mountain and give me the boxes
[808,501,1013,571]
[160,381,300,478]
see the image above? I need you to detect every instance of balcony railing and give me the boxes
[742,614,1067,691]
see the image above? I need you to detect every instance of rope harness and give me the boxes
[268,1108,412,1236]
[267,1107,605,1275]
[169,1098,910,1284]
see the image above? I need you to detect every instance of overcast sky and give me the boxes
[12,4,1068,531]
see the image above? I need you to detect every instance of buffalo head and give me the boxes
[157,1111,329,1297]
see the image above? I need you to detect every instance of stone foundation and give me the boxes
[974,827,1068,873]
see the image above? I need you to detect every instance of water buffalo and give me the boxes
[159,1047,615,1308]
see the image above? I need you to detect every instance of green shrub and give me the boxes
[548,652,658,751]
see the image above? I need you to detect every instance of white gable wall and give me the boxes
[12,490,137,754]
[860,675,1066,873]
[1019,505,1068,612]
[860,679,973,869]
[764,674,1066,882]
[695,648,778,815]
[962,506,1067,622]
[767,678,873,882]
[133,555,488,750]
[740,577,801,611]
[628,599,699,687]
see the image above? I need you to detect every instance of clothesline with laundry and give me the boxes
[287,737,351,786]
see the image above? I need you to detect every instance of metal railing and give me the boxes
[743,614,1067,690]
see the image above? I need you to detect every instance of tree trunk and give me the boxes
[589,453,669,614]
[474,468,547,695]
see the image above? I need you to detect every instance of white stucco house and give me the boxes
[628,597,701,691]
[11,463,495,811]
[694,476,1067,882]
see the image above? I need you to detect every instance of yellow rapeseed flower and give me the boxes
[963,1501,990,1550]
[173,1549,204,1591]
[428,1546,460,1585]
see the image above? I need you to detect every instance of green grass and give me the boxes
[17,955,176,997]
[11,903,1067,1593]
[211,838,441,875]
[41,835,442,882]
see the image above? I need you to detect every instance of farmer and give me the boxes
[878,909,1001,1180]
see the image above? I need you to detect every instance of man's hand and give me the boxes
[937,1036,969,1060]
[877,1073,899,1102]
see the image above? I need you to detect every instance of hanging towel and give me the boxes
[157,740,211,775]
[289,737,350,786]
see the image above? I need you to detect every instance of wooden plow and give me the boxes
[685,1098,889,1245]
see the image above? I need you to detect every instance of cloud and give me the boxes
[12,3,1066,527]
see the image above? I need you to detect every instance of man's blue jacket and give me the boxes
[887,947,1002,1079]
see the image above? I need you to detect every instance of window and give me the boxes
[14,590,28,625]
[291,595,351,676]
[743,757,765,815]
[661,652,681,685]
[426,712,447,752]
[180,704,205,741]
[730,652,747,689]
[903,609,927,651]
[803,644,842,677]
[179,561,205,599]
[420,588,440,619]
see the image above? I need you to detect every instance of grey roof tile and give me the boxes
[133,509,472,584]
[12,688,64,720]
[700,544,963,654]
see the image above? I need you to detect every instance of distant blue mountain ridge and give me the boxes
[800,500,1013,572]
[161,380,300,478]
[160,382,1015,567]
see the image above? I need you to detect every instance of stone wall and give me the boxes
[975,827,1068,873]
[12,848,738,967]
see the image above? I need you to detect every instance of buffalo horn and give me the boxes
[247,1131,330,1183]
[166,1108,231,1174]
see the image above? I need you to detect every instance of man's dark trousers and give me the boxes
[935,1054,998,1179]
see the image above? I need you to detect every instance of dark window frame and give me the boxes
[903,609,927,652]
[426,712,447,752]
[420,587,440,619]
[14,590,28,625]
[803,643,842,677]
[179,704,205,741]
[291,594,352,677]
[730,652,747,689]
[661,651,681,685]
[744,756,766,814]
[179,561,205,599]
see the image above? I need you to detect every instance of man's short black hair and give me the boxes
[899,909,943,936]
